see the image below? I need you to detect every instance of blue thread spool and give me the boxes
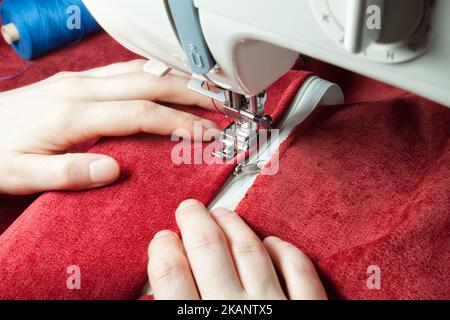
[0,0,101,60]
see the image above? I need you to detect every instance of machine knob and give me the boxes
[342,0,425,53]
[311,0,433,63]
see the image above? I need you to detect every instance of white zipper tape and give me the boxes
[209,76,344,211]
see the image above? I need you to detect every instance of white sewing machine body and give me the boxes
[84,0,449,106]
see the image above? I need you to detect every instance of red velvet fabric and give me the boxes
[237,96,450,300]
[0,30,311,299]
[1,28,449,299]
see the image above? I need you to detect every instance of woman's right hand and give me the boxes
[148,200,328,300]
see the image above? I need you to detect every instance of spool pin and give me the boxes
[1,23,20,45]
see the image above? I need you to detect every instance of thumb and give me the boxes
[9,153,120,194]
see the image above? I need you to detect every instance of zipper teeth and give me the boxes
[209,77,338,211]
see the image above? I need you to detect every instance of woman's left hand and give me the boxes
[0,60,219,195]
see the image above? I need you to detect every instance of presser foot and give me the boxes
[213,122,257,160]
[187,77,273,160]
[213,115,273,161]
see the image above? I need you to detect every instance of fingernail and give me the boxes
[202,119,219,130]
[89,158,119,184]
[212,208,234,218]
[154,230,176,239]
[178,199,201,211]
[264,236,281,244]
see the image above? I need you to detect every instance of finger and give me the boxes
[75,59,148,78]
[148,230,200,300]
[57,72,219,111]
[263,237,328,300]
[176,199,243,299]
[3,61,149,97]
[75,59,190,79]
[66,100,220,143]
[211,208,285,299]
[6,153,120,194]
[2,60,168,97]
[47,60,148,82]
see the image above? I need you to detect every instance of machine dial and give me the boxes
[310,0,434,63]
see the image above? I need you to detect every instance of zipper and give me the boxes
[209,76,344,211]
[234,161,265,177]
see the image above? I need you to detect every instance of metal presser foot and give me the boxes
[213,92,274,160]
[188,78,274,161]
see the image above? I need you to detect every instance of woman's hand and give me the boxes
[0,60,219,195]
[148,199,327,300]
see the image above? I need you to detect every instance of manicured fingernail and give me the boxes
[89,158,119,184]
[154,230,176,239]
[178,199,201,211]
[264,236,281,244]
[212,208,234,218]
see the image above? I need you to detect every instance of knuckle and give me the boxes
[143,73,161,89]
[149,257,186,286]
[65,76,88,89]
[269,241,317,274]
[186,230,224,252]
[56,157,76,189]
[159,76,178,99]
[291,257,317,275]
[52,76,89,93]
[134,100,158,118]
[50,102,79,131]
[175,110,196,125]
[232,238,266,256]
[276,244,316,275]
[60,100,79,116]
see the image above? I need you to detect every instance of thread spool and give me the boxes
[0,0,101,60]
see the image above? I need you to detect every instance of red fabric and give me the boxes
[239,59,450,299]
[0,31,311,299]
[237,96,450,300]
[1,28,449,299]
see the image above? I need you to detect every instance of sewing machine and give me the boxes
[81,1,450,296]
[83,0,449,161]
